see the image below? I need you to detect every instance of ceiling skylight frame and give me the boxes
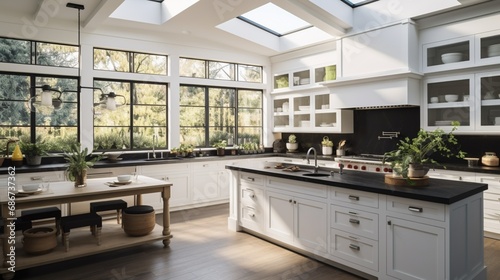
[236,16,313,37]
[340,0,379,8]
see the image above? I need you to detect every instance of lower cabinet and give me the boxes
[477,174,500,239]
[266,190,328,253]
[386,217,445,280]
[240,178,266,234]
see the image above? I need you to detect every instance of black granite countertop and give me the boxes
[226,161,488,205]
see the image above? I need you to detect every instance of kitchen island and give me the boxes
[0,175,172,280]
[227,160,488,280]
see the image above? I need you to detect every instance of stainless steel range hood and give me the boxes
[322,71,423,109]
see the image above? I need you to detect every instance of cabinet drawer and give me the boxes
[241,185,265,205]
[241,204,266,233]
[331,205,378,240]
[330,188,379,209]
[192,162,219,171]
[240,172,264,185]
[330,229,378,271]
[484,184,500,195]
[484,195,500,210]
[386,196,445,222]
[266,177,327,198]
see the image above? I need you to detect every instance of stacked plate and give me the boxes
[488,44,500,57]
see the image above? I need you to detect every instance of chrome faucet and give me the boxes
[151,135,158,159]
[306,147,319,173]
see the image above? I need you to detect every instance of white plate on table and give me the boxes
[18,188,43,195]
[113,180,132,185]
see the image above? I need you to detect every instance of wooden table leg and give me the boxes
[162,186,172,247]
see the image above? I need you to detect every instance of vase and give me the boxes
[322,146,333,156]
[74,169,88,188]
[408,164,429,178]
[26,155,42,166]
[286,143,298,152]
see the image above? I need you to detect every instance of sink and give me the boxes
[302,173,330,177]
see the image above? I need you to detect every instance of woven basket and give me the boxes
[123,211,155,236]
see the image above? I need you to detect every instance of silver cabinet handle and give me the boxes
[349,218,360,225]
[348,195,359,201]
[246,177,255,182]
[247,189,255,198]
[248,213,255,217]
[349,244,360,251]
[31,176,43,181]
[408,206,423,213]
[348,211,358,215]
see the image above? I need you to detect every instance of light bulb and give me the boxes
[41,91,52,106]
[106,97,117,111]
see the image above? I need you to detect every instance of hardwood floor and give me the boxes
[15,204,500,279]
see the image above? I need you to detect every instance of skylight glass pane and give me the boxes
[340,0,379,8]
[239,3,311,36]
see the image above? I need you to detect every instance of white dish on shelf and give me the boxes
[441,52,463,64]
[300,120,310,127]
[488,44,500,52]
[300,78,310,85]
[488,50,500,57]
[319,123,334,127]
[445,94,459,102]
[298,106,310,111]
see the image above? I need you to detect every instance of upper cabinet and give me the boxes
[423,30,500,73]
[272,64,337,92]
[272,91,353,133]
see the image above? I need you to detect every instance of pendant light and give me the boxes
[66,2,126,112]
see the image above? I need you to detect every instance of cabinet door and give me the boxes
[218,170,229,200]
[191,170,219,203]
[295,197,327,253]
[475,70,500,132]
[386,217,445,280]
[267,191,294,244]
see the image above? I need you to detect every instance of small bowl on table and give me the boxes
[117,175,131,183]
[22,183,40,192]
[445,94,459,102]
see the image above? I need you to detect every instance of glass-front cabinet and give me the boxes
[423,71,500,134]
[477,71,500,131]
[274,73,289,89]
[272,92,353,133]
[292,70,310,87]
[424,74,474,132]
[476,30,500,66]
[423,36,474,73]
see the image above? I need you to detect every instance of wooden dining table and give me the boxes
[0,175,172,279]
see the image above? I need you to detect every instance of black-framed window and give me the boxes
[93,80,168,151]
[93,48,167,75]
[179,85,262,147]
[179,57,262,83]
[0,36,78,68]
[0,73,79,152]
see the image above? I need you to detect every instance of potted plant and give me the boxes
[383,124,466,179]
[321,136,333,156]
[63,143,101,187]
[286,134,298,152]
[20,141,48,166]
[213,140,227,156]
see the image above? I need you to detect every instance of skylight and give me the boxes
[340,0,379,8]
[237,3,313,37]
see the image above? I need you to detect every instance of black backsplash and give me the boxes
[281,107,500,162]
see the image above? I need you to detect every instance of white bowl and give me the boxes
[441,53,463,64]
[106,152,122,160]
[22,183,40,192]
[298,106,310,111]
[430,97,439,103]
[445,94,459,102]
[117,175,131,182]
[488,44,500,52]
[488,50,500,57]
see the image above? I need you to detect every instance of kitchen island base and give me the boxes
[227,163,488,280]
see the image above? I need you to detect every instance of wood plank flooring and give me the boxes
[15,204,500,280]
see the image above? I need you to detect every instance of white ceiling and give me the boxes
[0,0,491,57]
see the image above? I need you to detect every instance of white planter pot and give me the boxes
[336,149,345,156]
[286,143,298,152]
[322,146,333,156]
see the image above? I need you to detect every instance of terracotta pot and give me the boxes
[23,227,57,255]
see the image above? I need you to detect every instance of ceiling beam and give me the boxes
[82,0,125,30]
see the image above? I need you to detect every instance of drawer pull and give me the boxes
[348,195,359,201]
[348,211,358,215]
[349,244,360,251]
[408,206,423,213]
[246,177,255,182]
[31,176,43,181]
[349,218,360,225]
[248,213,255,217]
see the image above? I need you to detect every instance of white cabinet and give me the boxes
[266,190,328,253]
[191,162,220,203]
[476,70,500,131]
[239,172,266,234]
[423,35,474,73]
[272,64,336,91]
[272,91,353,133]
[386,217,445,280]
[477,174,500,239]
